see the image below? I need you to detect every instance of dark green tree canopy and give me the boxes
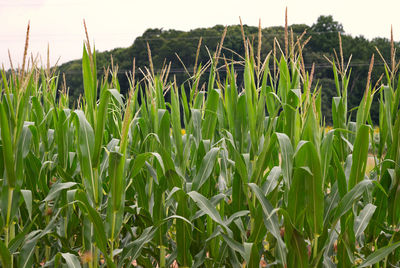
[311,15,344,33]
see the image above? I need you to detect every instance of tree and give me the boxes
[311,15,344,33]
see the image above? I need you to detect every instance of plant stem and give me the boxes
[313,235,319,260]
[110,211,116,262]
[160,245,166,268]
[5,187,14,247]
[94,247,99,268]
[94,168,99,206]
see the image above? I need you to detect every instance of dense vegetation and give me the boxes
[59,15,399,124]
[1,19,400,267]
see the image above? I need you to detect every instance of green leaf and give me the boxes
[248,183,287,266]
[191,147,219,191]
[333,180,372,222]
[21,189,32,219]
[321,130,334,183]
[60,253,81,268]
[0,102,16,188]
[244,58,258,153]
[170,85,183,167]
[16,122,32,185]
[18,230,41,268]
[354,203,376,239]
[0,239,11,268]
[188,191,227,230]
[262,166,281,196]
[44,182,77,202]
[360,241,400,267]
[276,132,294,187]
[130,152,165,179]
[348,124,370,190]
[202,88,220,140]
[294,141,324,236]
[288,229,309,268]
[118,227,157,268]
[175,199,193,266]
[92,88,112,168]
[288,167,308,228]
[72,110,97,203]
[75,191,109,262]
[82,44,96,125]
[108,150,125,211]
[220,232,249,263]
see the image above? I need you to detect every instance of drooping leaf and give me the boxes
[188,191,227,230]
[248,183,287,266]
[60,253,81,268]
[44,182,77,202]
[354,203,376,239]
[360,241,400,267]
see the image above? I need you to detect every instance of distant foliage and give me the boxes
[58,15,398,124]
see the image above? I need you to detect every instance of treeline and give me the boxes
[58,15,399,124]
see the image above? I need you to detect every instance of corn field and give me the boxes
[0,23,400,268]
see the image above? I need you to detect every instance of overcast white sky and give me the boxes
[1,0,400,69]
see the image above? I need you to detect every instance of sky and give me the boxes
[1,0,400,69]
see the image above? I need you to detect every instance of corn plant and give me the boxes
[0,22,399,268]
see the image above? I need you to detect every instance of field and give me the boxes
[0,22,400,267]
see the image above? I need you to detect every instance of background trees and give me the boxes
[58,15,398,124]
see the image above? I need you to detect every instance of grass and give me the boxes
[0,20,400,268]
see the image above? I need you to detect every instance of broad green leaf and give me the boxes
[348,124,369,190]
[158,109,171,150]
[130,152,165,179]
[321,130,334,183]
[108,150,125,211]
[82,44,96,125]
[333,180,372,222]
[21,189,32,219]
[220,232,250,264]
[354,203,376,239]
[61,253,81,268]
[188,191,227,230]
[262,166,281,196]
[75,191,112,267]
[0,102,16,188]
[288,229,309,268]
[16,122,32,185]
[176,199,193,267]
[72,110,96,203]
[276,132,293,187]
[92,88,112,168]
[170,85,183,166]
[244,58,258,153]
[0,239,11,268]
[18,230,41,268]
[248,183,287,266]
[118,227,157,268]
[225,210,250,226]
[202,88,220,140]
[288,167,308,228]
[360,241,400,267]
[295,141,324,235]
[191,147,219,191]
[44,182,77,202]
